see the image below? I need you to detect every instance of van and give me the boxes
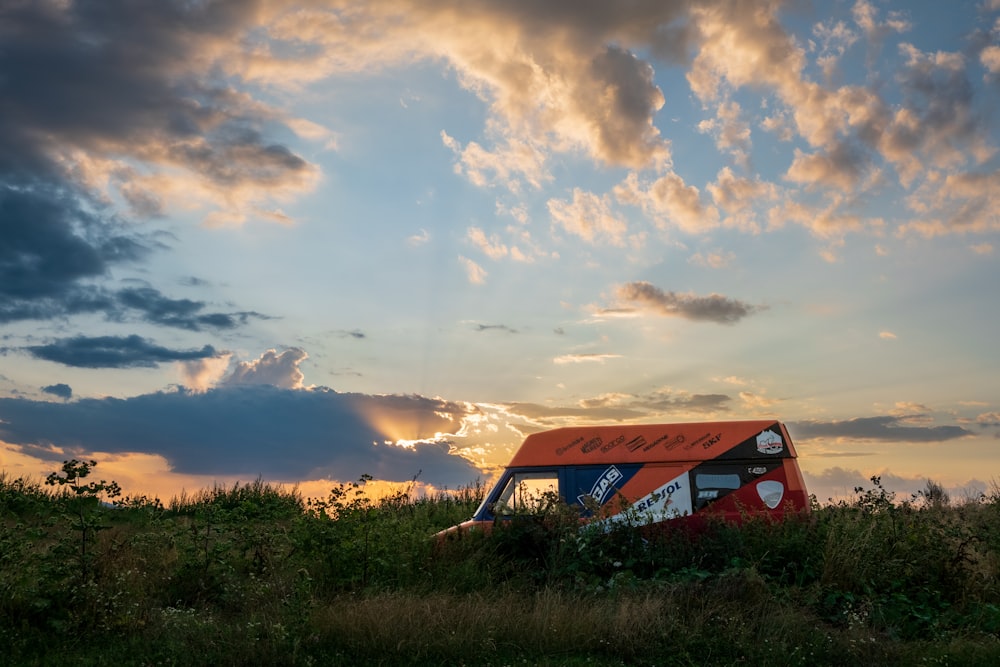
[440,420,808,535]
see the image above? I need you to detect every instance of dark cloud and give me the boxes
[894,45,980,156]
[0,1,312,329]
[474,324,519,333]
[26,335,220,369]
[180,277,211,288]
[506,389,730,422]
[785,140,869,191]
[629,391,731,413]
[789,416,973,442]
[867,41,991,202]
[0,186,147,323]
[1,2,274,164]
[116,286,264,331]
[117,287,205,328]
[0,246,265,329]
[0,386,481,485]
[585,45,665,166]
[41,384,73,400]
[614,281,762,324]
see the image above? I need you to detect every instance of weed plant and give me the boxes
[1,465,998,666]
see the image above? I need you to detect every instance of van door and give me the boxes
[472,468,563,521]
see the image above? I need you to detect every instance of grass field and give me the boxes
[2,462,999,666]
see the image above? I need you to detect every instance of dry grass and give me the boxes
[307,576,815,665]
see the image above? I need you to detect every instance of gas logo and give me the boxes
[579,465,623,506]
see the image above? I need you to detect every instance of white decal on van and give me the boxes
[756,429,784,454]
[756,480,784,509]
[600,471,693,527]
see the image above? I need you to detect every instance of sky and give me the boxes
[1,0,998,505]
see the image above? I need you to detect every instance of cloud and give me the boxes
[0,386,481,486]
[627,388,731,414]
[578,392,633,409]
[467,227,510,260]
[812,14,859,81]
[697,100,751,164]
[116,286,265,331]
[0,1,318,335]
[472,324,518,334]
[407,229,431,246]
[41,384,73,400]
[768,196,875,239]
[224,348,309,390]
[261,2,679,170]
[785,143,867,192]
[884,44,992,173]
[900,168,1000,236]
[669,0,994,239]
[977,412,1000,427]
[611,281,763,324]
[25,335,220,369]
[981,45,1000,74]
[705,167,778,232]
[336,330,366,340]
[548,188,628,246]
[503,386,731,424]
[614,171,720,233]
[459,256,487,285]
[789,416,973,442]
[473,212,545,264]
[852,0,911,42]
[2,1,318,218]
[179,355,233,392]
[552,353,621,364]
[0,187,147,324]
[879,330,897,339]
[888,402,931,418]
[688,249,735,269]
[442,131,550,192]
[739,391,779,410]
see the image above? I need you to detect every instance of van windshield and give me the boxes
[492,470,559,515]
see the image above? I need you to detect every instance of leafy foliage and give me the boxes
[1,468,998,665]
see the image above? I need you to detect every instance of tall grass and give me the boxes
[1,470,999,665]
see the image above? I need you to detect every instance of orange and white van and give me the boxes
[443,420,808,534]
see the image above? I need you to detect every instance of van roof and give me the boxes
[508,420,796,467]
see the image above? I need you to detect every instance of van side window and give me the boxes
[492,471,559,515]
[696,473,741,489]
[694,472,741,508]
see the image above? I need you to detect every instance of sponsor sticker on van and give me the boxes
[756,480,785,509]
[756,429,784,455]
